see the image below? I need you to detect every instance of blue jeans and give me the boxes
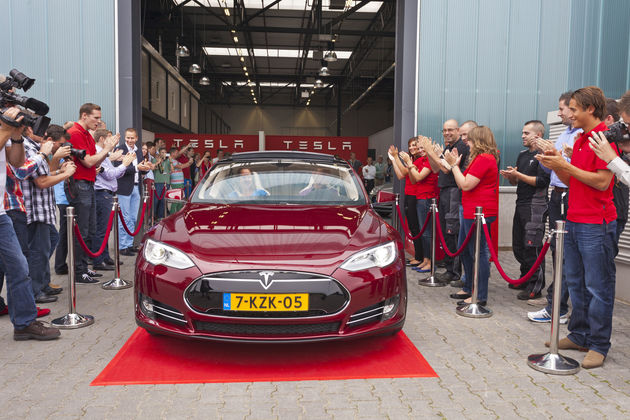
[0,214,36,329]
[460,216,495,302]
[27,222,59,295]
[118,185,141,250]
[184,178,193,198]
[0,210,29,312]
[564,221,617,356]
[94,190,114,265]
[415,198,433,261]
[69,180,96,279]
[154,183,168,219]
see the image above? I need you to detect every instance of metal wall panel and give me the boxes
[191,96,198,133]
[167,74,180,124]
[142,51,150,109]
[417,0,630,182]
[150,59,167,117]
[181,88,190,130]
[0,0,116,129]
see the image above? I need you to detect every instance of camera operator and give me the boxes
[19,125,76,303]
[588,91,630,191]
[67,103,117,284]
[0,107,60,340]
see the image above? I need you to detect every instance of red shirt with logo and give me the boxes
[415,156,439,199]
[462,153,499,219]
[67,122,97,182]
[567,122,617,224]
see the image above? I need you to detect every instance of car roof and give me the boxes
[225,151,349,164]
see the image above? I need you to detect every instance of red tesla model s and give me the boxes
[135,151,407,341]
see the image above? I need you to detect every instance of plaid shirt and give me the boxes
[16,137,56,225]
[4,149,45,213]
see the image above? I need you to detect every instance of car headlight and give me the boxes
[340,241,398,272]
[143,239,195,269]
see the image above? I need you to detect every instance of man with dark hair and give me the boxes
[603,99,628,241]
[538,86,617,369]
[528,91,581,324]
[501,120,550,300]
[67,103,118,284]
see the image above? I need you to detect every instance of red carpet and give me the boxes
[91,328,437,385]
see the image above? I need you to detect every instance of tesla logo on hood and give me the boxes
[258,271,275,290]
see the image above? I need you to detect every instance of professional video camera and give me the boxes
[61,142,86,160]
[0,69,50,136]
[604,121,630,145]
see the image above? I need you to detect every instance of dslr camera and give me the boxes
[0,69,50,136]
[604,121,630,145]
[61,142,86,160]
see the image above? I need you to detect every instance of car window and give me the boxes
[192,160,366,205]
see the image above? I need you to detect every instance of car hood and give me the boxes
[157,203,384,275]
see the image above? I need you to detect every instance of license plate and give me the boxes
[223,293,309,311]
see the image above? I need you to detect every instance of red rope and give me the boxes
[119,200,148,236]
[395,203,431,240]
[73,209,116,258]
[154,185,166,200]
[482,221,551,285]
[434,210,476,257]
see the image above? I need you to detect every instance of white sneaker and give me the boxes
[527,308,568,324]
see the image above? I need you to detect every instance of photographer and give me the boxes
[197,150,212,179]
[0,107,60,340]
[67,103,118,284]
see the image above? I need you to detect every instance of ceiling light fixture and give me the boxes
[319,65,330,77]
[176,44,190,57]
[224,8,230,16]
[233,36,239,43]
[314,79,324,88]
[243,66,247,71]
[188,63,201,73]
[240,57,245,62]
[199,76,210,85]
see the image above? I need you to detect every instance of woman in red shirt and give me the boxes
[389,138,425,267]
[444,126,499,305]
[402,144,440,271]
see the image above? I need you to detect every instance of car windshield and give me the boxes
[191,159,366,205]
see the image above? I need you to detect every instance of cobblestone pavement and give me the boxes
[1,242,629,419]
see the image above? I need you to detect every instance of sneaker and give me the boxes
[86,268,103,278]
[36,307,51,318]
[14,320,61,341]
[76,274,100,285]
[527,308,568,324]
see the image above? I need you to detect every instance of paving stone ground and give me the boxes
[1,228,629,419]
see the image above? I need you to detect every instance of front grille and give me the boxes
[346,302,384,329]
[185,270,349,318]
[194,321,340,336]
[153,300,186,324]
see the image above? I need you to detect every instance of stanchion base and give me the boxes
[456,303,493,318]
[418,276,446,287]
[102,278,133,290]
[51,313,95,329]
[527,352,580,375]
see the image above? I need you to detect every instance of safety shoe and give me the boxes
[528,308,568,324]
[545,337,587,352]
[582,350,605,369]
[14,320,61,341]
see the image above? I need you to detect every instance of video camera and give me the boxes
[0,69,50,136]
[604,121,630,145]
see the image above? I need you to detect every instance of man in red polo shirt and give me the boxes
[537,86,617,369]
[67,103,118,284]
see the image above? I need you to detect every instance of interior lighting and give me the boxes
[188,63,201,73]
[240,57,245,62]
[224,8,230,16]
[199,76,211,85]
[176,44,190,57]
[315,79,324,88]
[319,60,330,76]
[243,66,247,71]
[324,51,337,62]
[245,72,249,76]
[233,36,239,43]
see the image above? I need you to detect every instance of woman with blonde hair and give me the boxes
[444,126,499,306]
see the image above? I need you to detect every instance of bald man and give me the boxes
[434,119,470,285]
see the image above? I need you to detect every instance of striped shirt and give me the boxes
[4,150,45,212]
[170,158,184,185]
[18,137,56,225]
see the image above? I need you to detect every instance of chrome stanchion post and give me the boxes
[52,207,95,328]
[392,193,400,232]
[142,188,150,230]
[528,220,580,374]
[419,198,445,287]
[102,197,133,290]
[150,182,155,227]
[457,206,492,318]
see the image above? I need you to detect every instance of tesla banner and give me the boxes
[156,134,260,155]
[265,135,368,162]
[154,133,368,162]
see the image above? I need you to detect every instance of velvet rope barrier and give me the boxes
[434,209,476,257]
[154,186,166,200]
[394,203,431,240]
[119,200,148,236]
[73,208,116,258]
[482,220,552,286]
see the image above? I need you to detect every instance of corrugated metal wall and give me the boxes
[417,0,630,180]
[0,0,116,129]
